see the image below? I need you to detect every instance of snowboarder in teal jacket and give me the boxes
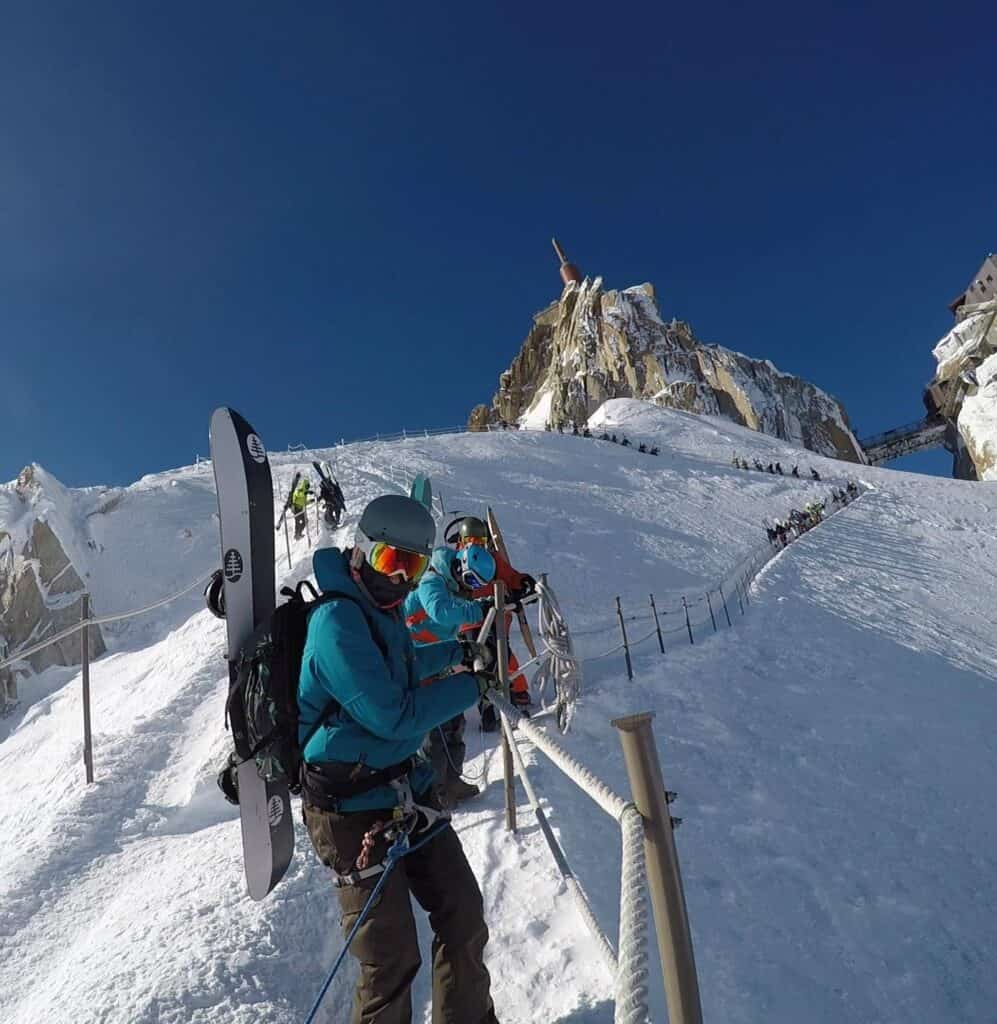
[402,544,497,805]
[298,494,499,1024]
[298,547,481,813]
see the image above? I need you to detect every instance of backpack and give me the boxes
[221,580,386,801]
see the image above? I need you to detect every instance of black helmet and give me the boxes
[458,516,489,544]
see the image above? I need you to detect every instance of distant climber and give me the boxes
[291,476,311,540]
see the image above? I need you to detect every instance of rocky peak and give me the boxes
[928,297,997,480]
[1,465,105,682]
[469,276,863,463]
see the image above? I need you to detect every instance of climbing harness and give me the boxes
[303,813,452,1023]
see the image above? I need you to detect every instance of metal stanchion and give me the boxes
[81,594,94,784]
[615,596,634,679]
[682,597,694,645]
[719,584,732,627]
[650,594,665,654]
[495,582,516,833]
[706,592,717,633]
[612,712,702,1024]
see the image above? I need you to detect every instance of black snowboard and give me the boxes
[210,407,294,900]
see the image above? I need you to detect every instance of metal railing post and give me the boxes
[495,582,516,832]
[81,594,94,784]
[650,594,664,654]
[612,712,702,1024]
[682,597,694,645]
[706,592,717,633]
[719,584,732,627]
[615,596,634,680]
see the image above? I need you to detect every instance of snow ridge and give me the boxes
[2,400,997,1023]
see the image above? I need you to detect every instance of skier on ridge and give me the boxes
[404,542,498,806]
[298,494,500,1023]
[291,475,311,539]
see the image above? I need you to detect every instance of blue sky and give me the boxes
[1,2,992,485]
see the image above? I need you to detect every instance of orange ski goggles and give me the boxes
[367,542,429,583]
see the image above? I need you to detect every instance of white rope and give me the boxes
[499,713,618,976]
[488,693,629,821]
[531,578,582,732]
[0,572,214,673]
[616,805,651,1024]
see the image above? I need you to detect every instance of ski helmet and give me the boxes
[353,495,435,585]
[458,516,489,545]
[455,544,496,590]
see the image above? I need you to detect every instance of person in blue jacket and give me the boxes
[298,494,499,1024]
[404,543,497,805]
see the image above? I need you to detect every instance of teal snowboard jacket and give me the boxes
[297,547,479,811]
[402,546,485,643]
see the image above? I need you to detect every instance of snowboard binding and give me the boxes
[204,569,226,620]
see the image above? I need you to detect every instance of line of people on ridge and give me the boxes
[732,452,822,480]
[765,481,860,546]
[294,494,536,1021]
[493,418,661,455]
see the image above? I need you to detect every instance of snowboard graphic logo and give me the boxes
[267,795,285,828]
[245,433,266,464]
[223,548,244,583]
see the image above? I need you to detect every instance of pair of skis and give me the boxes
[275,470,302,531]
[313,461,346,526]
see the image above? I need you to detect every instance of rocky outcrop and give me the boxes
[0,465,105,678]
[928,298,997,481]
[469,277,863,462]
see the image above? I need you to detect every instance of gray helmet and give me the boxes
[356,494,435,556]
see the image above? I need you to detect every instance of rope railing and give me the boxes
[490,694,651,1023]
[0,571,215,674]
[550,487,865,679]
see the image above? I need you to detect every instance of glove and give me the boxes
[476,595,495,616]
[509,574,537,603]
[460,639,495,675]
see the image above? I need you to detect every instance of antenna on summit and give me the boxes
[551,237,583,286]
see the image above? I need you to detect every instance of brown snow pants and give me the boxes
[303,801,498,1024]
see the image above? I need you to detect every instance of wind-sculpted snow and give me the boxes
[1,399,996,1022]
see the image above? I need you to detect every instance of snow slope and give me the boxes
[2,401,996,1023]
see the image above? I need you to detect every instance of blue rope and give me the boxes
[303,820,451,1024]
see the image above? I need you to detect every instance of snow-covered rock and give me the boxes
[0,465,106,677]
[469,277,864,463]
[929,297,997,480]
